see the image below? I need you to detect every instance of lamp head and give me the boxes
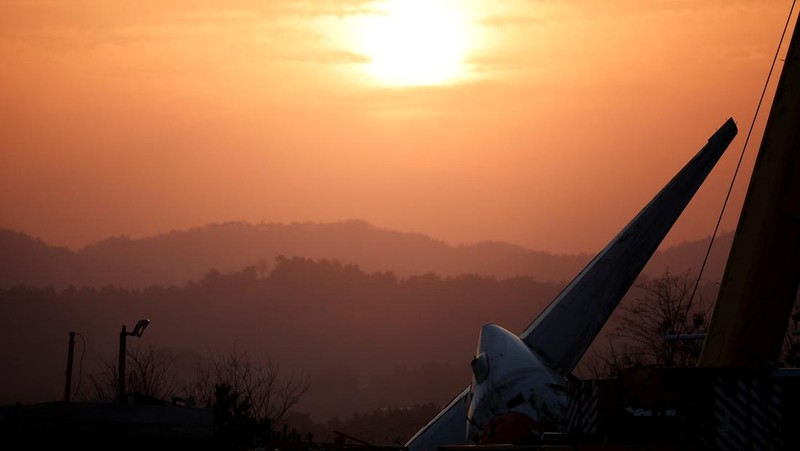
[131,319,150,337]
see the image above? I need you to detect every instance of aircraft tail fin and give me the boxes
[404,118,738,451]
[520,118,738,375]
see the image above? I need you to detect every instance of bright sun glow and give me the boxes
[360,0,471,87]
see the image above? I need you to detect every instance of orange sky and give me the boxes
[0,0,796,254]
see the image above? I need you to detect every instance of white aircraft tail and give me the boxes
[405,117,738,451]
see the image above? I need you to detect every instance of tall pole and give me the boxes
[64,331,75,402]
[118,325,126,399]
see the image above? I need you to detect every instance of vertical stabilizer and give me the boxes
[405,118,737,451]
[521,118,738,375]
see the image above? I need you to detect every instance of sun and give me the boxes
[359,0,471,87]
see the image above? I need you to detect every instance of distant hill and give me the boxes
[647,231,734,282]
[0,228,86,288]
[0,220,733,289]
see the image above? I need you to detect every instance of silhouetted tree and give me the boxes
[85,344,178,401]
[618,270,709,367]
[212,382,259,449]
[583,270,709,377]
[189,347,310,430]
[584,273,800,378]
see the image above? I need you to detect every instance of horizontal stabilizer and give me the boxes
[405,386,470,451]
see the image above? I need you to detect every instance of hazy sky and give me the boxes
[1,0,796,254]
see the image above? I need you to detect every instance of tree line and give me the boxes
[2,256,797,447]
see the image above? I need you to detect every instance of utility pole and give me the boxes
[64,331,75,402]
[118,325,127,398]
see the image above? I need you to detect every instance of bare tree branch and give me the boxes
[189,346,310,426]
[84,344,178,402]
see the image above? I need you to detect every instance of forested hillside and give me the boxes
[0,257,565,419]
[0,220,732,289]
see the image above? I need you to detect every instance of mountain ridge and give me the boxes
[0,219,732,289]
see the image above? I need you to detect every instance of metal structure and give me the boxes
[699,9,800,368]
[117,319,150,399]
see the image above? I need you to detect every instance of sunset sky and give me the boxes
[1,0,796,254]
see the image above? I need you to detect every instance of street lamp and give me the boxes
[118,319,150,399]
